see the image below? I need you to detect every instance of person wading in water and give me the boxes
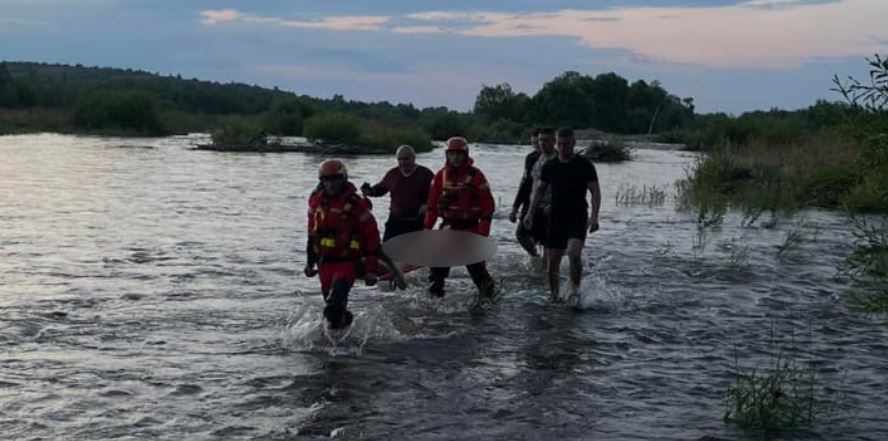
[424,136,496,299]
[524,127,601,306]
[304,159,380,329]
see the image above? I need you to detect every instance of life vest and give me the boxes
[310,191,370,259]
[439,166,484,221]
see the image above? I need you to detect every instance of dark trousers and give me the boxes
[429,263,492,293]
[427,221,494,296]
[383,217,423,242]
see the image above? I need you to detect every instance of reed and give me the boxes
[614,184,667,207]
[725,330,844,433]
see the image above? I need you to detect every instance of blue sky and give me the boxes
[1,0,886,113]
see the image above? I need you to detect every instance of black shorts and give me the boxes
[516,209,548,244]
[530,209,549,244]
[545,211,587,250]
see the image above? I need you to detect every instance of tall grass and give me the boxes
[725,331,844,433]
[0,108,72,134]
[681,134,860,215]
[615,184,667,207]
[841,216,888,313]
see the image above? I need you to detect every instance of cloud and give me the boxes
[270,15,389,31]
[741,0,829,9]
[200,9,240,25]
[408,1,888,69]
[201,0,888,69]
[391,26,449,35]
[199,9,388,31]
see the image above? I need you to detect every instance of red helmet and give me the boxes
[318,159,347,179]
[445,136,469,153]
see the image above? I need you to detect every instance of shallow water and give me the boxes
[1,134,886,440]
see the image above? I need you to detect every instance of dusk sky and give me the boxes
[2,0,886,113]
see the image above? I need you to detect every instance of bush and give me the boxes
[421,111,470,141]
[359,125,433,153]
[800,166,858,208]
[580,138,632,162]
[468,118,525,144]
[303,113,361,144]
[263,98,306,136]
[211,117,266,146]
[72,90,166,135]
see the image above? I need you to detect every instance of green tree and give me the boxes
[532,71,595,128]
[421,109,470,140]
[264,98,306,135]
[473,82,529,122]
[72,90,165,135]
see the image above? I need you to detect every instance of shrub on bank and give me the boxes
[211,117,266,146]
[359,125,433,153]
[0,108,71,134]
[468,118,525,144]
[303,113,361,145]
[682,134,862,213]
[72,90,166,136]
[580,138,632,162]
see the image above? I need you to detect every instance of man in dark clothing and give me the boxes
[524,127,601,306]
[527,127,557,251]
[509,128,542,257]
[361,145,435,241]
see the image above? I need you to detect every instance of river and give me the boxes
[1,134,886,440]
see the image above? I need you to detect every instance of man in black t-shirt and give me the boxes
[509,128,542,257]
[523,127,601,306]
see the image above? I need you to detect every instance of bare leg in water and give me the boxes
[566,238,584,306]
[546,248,564,302]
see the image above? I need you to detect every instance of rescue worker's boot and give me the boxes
[428,267,448,298]
[324,278,353,329]
[323,305,353,330]
[468,263,496,299]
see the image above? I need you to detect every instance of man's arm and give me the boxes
[423,173,443,229]
[511,171,532,221]
[357,202,380,284]
[361,171,392,197]
[523,180,547,228]
[362,183,388,197]
[587,180,601,232]
[475,171,495,236]
[304,205,318,276]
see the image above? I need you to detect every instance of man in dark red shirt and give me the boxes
[361,144,435,241]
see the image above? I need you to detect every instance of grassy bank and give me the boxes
[682,133,862,214]
[680,56,888,313]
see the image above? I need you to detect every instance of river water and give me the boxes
[1,134,886,440]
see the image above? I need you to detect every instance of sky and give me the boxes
[1,0,886,114]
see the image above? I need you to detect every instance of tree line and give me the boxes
[0,61,854,149]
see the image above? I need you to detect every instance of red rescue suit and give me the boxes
[307,183,380,298]
[423,158,495,236]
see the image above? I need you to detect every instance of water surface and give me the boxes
[1,134,886,440]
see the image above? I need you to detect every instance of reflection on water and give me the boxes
[1,133,887,440]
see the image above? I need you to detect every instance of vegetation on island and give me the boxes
[0,61,693,153]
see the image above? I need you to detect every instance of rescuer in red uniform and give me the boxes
[304,159,380,329]
[423,137,496,298]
